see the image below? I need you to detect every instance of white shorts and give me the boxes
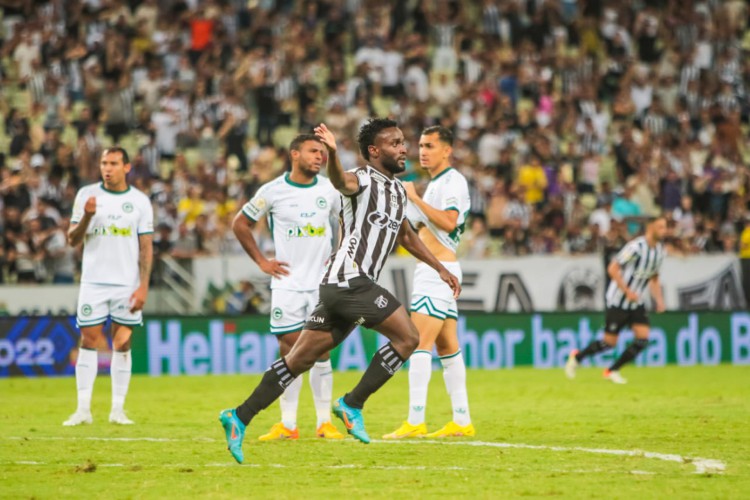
[410,261,462,320]
[270,289,319,335]
[76,283,142,328]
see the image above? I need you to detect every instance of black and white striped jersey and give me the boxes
[605,236,665,310]
[322,166,407,286]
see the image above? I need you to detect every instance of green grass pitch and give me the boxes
[2,365,749,498]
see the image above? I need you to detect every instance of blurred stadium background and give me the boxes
[2,1,750,496]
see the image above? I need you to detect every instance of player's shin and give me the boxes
[110,350,132,413]
[408,351,432,425]
[309,359,333,427]
[609,338,649,371]
[236,358,296,426]
[279,375,302,430]
[75,347,98,413]
[344,343,405,409]
[576,340,613,361]
[441,350,471,426]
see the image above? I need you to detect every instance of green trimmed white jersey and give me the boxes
[71,183,154,287]
[241,173,341,291]
[405,167,470,254]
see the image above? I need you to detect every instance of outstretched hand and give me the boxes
[314,123,337,153]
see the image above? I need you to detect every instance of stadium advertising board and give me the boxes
[3,312,749,377]
[194,254,746,313]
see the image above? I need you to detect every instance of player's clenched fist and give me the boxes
[84,196,97,215]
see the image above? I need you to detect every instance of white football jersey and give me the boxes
[241,173,341,291]
[405,167,471,254]
[71,183,154,287]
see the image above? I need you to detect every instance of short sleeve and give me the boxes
[615,240,641,265]
[352,168,369,195]
[138,197,154,234]
[440,175,470,214]
[70,189,86,224]
[241,184,273,221]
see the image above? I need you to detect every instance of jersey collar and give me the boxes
[367,165,392,183]
[284,173,318,188]
[100,182,131,194]
[430,166,454,182]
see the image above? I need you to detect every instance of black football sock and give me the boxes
[236,358,295,425]
[343,343,405,409]
[575,340,612,362]
[609,338,649,371]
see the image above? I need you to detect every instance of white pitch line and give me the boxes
[372,440,726,475]
[1,461,658,474]
[4,436,725,474]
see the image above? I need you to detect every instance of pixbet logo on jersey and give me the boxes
[286,223,326,240]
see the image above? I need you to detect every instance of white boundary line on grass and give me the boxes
[5,436,725,474]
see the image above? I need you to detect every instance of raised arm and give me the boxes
[68,196,96,247]
[397,221,461,298]
[232,211,289,278]
[314,123,360,196]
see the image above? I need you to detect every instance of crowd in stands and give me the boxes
[1,0,750,284]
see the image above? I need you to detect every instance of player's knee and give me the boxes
[113,337,131,351]
[401,327,420,354]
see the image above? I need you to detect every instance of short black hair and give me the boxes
[357,118,399,160]
[102,147,130,164]
[421,125,453,146]
[290,133,321,151]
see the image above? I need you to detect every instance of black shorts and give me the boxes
[604,306,649,334]
[304,277,401,344]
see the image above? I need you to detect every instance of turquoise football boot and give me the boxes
[332,397,370,444]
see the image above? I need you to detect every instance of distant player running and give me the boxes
[64,147,153,426]
[566,216,666,384]
[384,126,474,439]
[233,134,344,440]
[218,119,461,463]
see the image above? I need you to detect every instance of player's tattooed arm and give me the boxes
[398,222,461,298]
[130,233,153,313]
[314,123,360,195]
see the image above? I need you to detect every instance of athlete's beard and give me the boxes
[297,162,319,179]
[382,155,406,174]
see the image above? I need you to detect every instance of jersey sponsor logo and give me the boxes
[309,315,325,323]
[272,308,283,320]
[367,212,399,233]
[91,224,133,237]
[122,202,134,213]
[81,304,92,316]
[346,236,359,258]
[316,196,327,208]
[374,295,389,309]
[300,211,317,218]
[286,223,326,239]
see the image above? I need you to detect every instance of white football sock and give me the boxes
[441,351,471,426]
[407,350,433,426]
[110,350,132,413]
[280,375,302,430]
[75,348,98,413]
[309,359,333,427]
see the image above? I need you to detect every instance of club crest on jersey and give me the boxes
[390,193,399,208]
[122,202,133,213]
[316,196,327,208]
[272,308,283,320]
[374,295,389,309]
